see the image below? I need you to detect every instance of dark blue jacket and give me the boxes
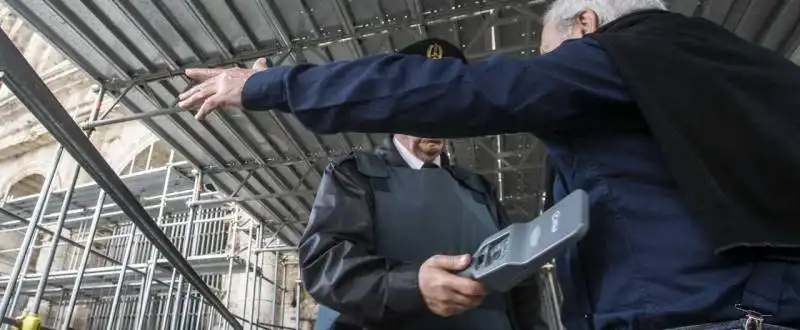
[241,36,800,329]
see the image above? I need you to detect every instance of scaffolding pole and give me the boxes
[170,172,203,330]
[0,209,134,269]
[80,107,191,130]
[254,246,298,253]
[295,279,302,330]
[271,252,282,327]
[30,85,106,313]
[0,146,63,319]
[105,219,140,329]
[0,190,203,232]
[254,226,263,328]
[0,29,242,330]
[60,191,106,330]
[244,221,254,330]
[225,209,238,330]
[180,172,204,330]
[133,151,176,330]
[189,190,316,207]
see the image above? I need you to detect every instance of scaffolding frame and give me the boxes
[0,28,308,329]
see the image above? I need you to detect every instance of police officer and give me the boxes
[298,40,548,330]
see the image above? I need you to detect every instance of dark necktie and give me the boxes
[422,162,439,169]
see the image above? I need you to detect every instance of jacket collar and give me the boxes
[375,136,451,168]
[595,9,671,33]
[374,136,482,193]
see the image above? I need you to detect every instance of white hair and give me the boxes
[544,0,667,32]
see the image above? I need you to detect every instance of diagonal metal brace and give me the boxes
[0,31,242,330]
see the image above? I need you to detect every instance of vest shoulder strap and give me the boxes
[352,151,390,178]
[449,165,487,194]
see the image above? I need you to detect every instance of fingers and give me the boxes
[178,84,215,110]
[428,288,483,317]
[433,269,484,297]
[420,255,487,317]
[449,277,485,298]
[442,287,483,308]
[184,68,224,82]
[426,254,471,271]
[179,77,214,104]
[195,95,221,121]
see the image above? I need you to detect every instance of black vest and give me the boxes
[589,10,800,259]
[353,151,514,330]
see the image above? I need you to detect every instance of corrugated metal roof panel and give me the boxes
[4,0,798,245]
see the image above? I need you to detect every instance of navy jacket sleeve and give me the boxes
[298,158,425,324]
[242,38,631,138]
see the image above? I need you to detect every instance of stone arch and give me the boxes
[118,139,177,175]
[0,161,52,202]
[0,170,48,278]
[99,123,158,174]
[6,173,45,201]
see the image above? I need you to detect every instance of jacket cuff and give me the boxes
[241,66,291,111]
[385,262,426,315]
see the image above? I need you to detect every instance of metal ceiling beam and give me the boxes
[670,0,702,16]
[465,10,500,52]
[190,190,316,207]
[297,0,334,62]
[139,2,314,239]
[374,0,396,51]
[758,0,800,50]
[511,4,545,24]
[332,0,366,58]
[257,0,306,63]
[181,0,233,59]
[408,0,429,38]
[0,30,242,330]
[108,0,544,88]
[111,0,180,71]
[467,41,541,60]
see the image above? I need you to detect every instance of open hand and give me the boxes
[419,254,486,317]
[178,68,256,121]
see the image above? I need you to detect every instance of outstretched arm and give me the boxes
[242,38,631,138]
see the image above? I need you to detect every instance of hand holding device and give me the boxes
[457,190,590,293]
[419,254,486,317]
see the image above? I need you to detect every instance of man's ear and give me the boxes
[574,10,600,35]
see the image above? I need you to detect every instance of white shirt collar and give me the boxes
[393,136,441,170]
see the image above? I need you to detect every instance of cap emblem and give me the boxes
[426,43,443,59]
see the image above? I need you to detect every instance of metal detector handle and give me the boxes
[452,190,590,292]
[457,266,476,279]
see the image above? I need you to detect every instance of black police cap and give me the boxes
[397,38,468,63]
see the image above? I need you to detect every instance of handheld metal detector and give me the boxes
[457,189,590,293]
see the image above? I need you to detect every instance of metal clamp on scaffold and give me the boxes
[457,190,590,293]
